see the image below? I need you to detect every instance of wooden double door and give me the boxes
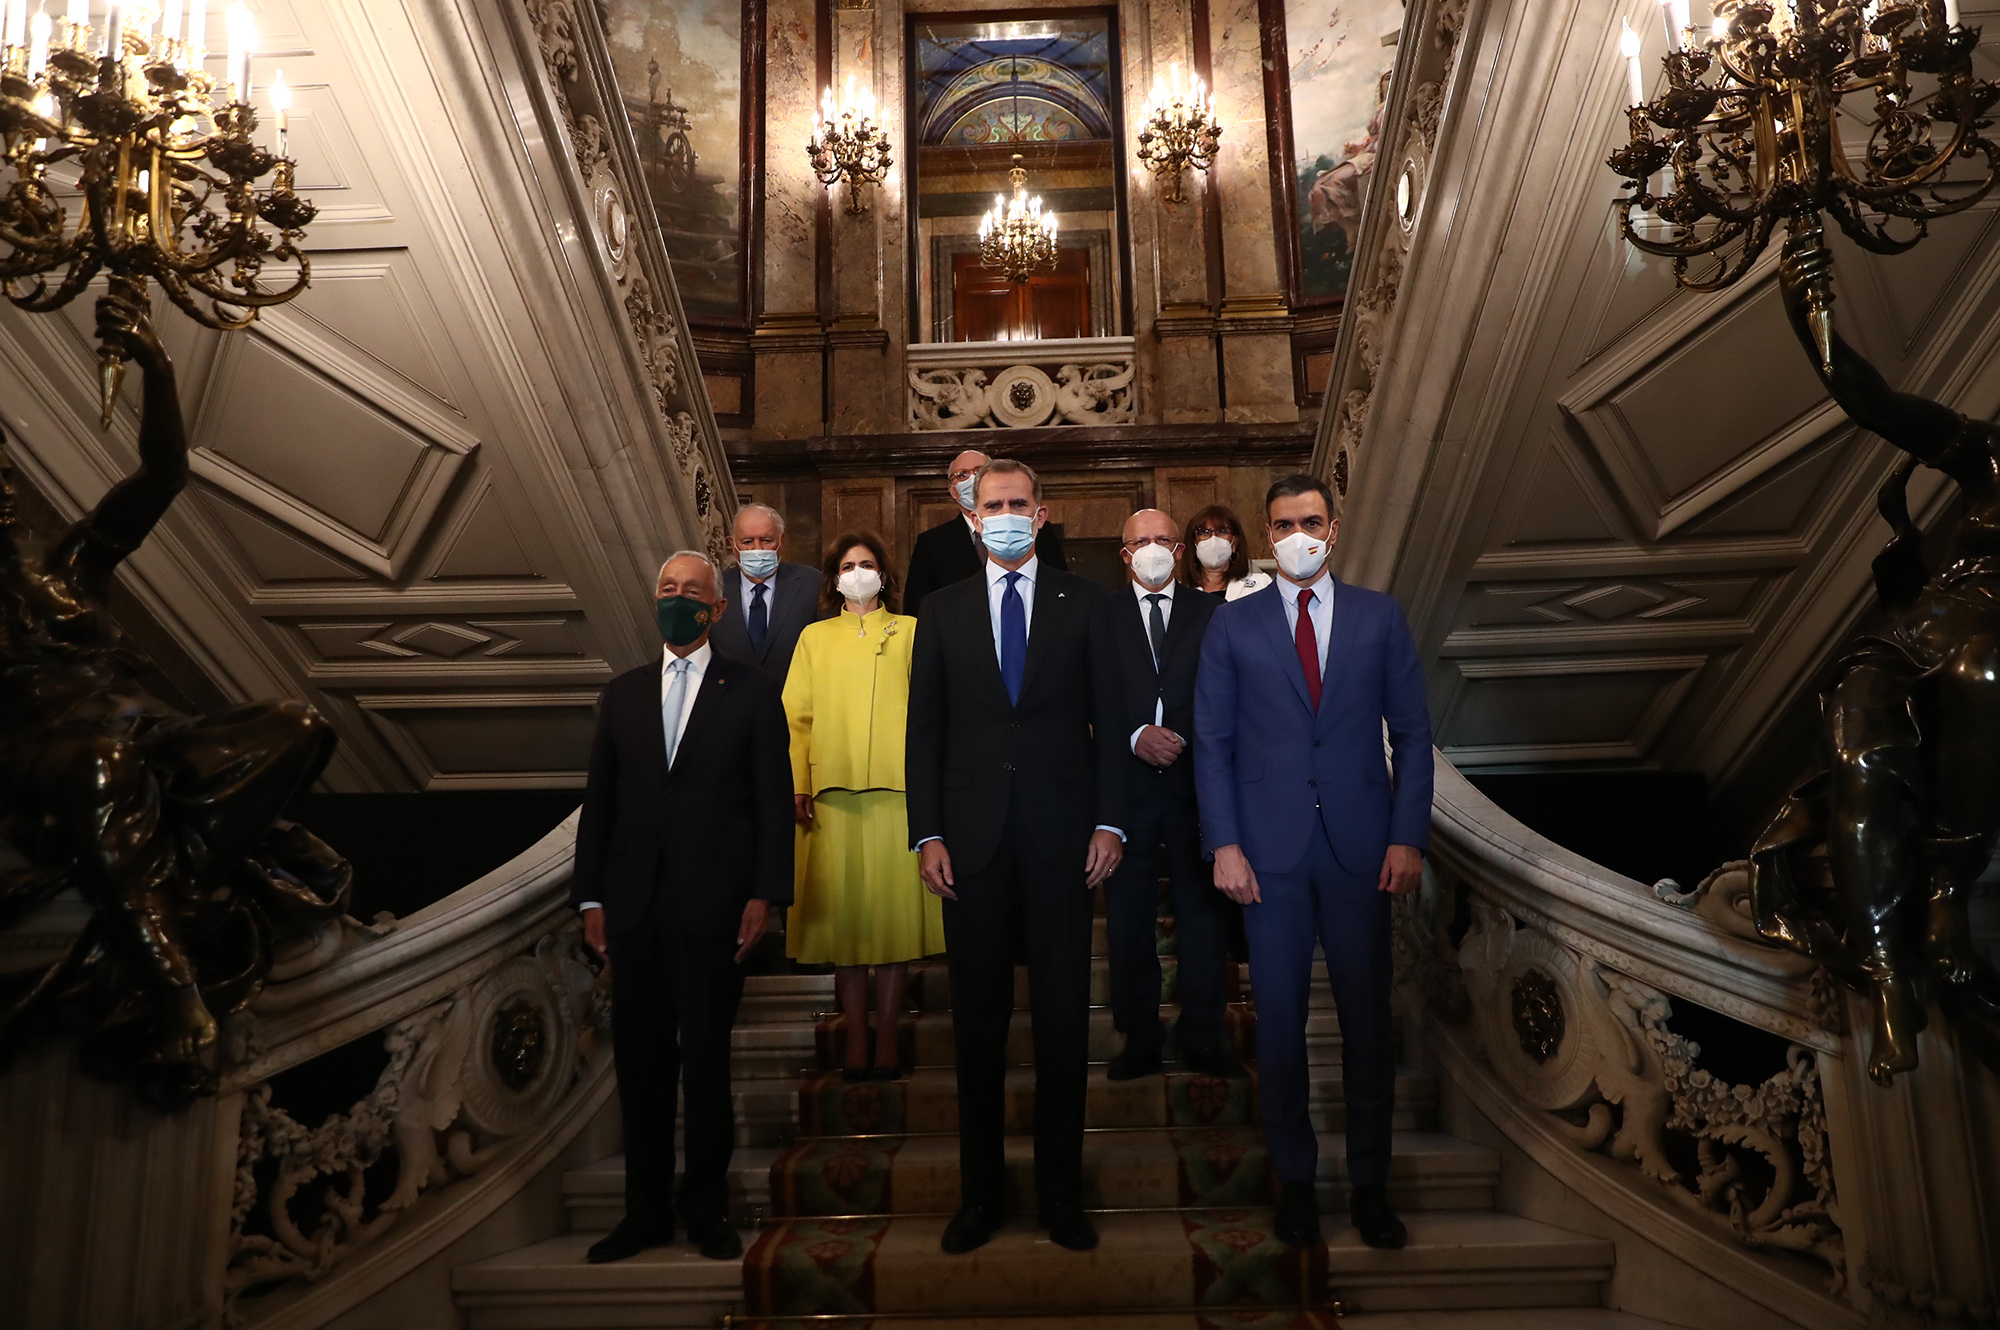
[952,247,1091,341]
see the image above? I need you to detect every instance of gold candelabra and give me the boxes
[1606,0,1998,370]
[806,75,891,215]
[1135,61,1221,204]
[0,0,314,424]
[978,153,1058,283]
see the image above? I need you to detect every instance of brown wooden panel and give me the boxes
[820,478,898,561]
[1154,466,1229,530]
[953,247,1093,341]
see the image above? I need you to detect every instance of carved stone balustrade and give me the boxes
[906,338,1138,431]
[1406,758,2000,1329]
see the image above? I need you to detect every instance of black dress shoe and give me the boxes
[1350,1183,1408,1250]
[684,1217,744,1260]
[586,1218,673,1264]
[941,1201,1003,1254]
[1106,1027,1165,1081]
[1038,1201,1099,1251]
[1179,1038,1247,1079]
[1274,1180,1322,1247]
[842,1064,872,1083]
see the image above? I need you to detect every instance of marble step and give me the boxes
[1339,1313,1686,1330]
[795,1064,1436,1138]
[903,955,1338,1013]
[453,1211,1611,1328]
[564,1130,1498,1231]
[735,1316,1339,1330]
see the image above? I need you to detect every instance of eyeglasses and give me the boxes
[1189,527,1232,541]
[1122,536,1180,551]
[948,468,981,483]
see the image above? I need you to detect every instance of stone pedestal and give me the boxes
[0,1042,239,1330]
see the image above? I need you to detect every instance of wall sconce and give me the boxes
[1135,62,1222,204]
[806,75,892,215]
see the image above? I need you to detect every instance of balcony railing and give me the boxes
[906,337,1137,431]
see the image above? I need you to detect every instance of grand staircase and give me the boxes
[452,896,1675,1329]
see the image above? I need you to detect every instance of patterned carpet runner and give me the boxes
[737,910,1342,1328]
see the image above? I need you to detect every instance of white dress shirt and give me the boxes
[740,569,776,625]
[579,641,712,913]
[1278,569,1335,674]
[1129,577,1176,750]
[913,553,1122,852]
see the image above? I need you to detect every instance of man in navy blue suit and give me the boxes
[1193,473,1433,1251]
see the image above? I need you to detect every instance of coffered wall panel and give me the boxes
[1332,0,2000,830]
[0,0,733,790]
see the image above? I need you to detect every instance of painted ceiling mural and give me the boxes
[1282,0,1404,300]
[603,0,747,321]
[914,17,1115,149]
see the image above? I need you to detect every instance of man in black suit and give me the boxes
[903,448,1068,617]
[1089,508,1243,1083]
[708,502,823,679]
[573,550,794,1264]
[906,458,1125,1255]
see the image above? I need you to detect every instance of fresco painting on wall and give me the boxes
[603,0,747,322]
[1284,0,1402,300]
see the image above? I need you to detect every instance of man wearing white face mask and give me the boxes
[902,448,1068,618]
[1193,473,1433,1254]
[906,458,1124,1256]
[711,503,825,681]
[1089,509,1239,1083]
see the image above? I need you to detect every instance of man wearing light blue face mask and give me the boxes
[902,448,1069,618]
[906,458,1125,1257]
[709,502,826,681]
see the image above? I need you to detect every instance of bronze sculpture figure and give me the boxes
[0,281,351,1111]
[1751,218,2000,1087]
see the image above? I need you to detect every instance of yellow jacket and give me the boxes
[782,605,916,796]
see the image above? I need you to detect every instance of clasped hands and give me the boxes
[1212,842,1423,905]
[582,898,770,965]
[920,828,1123,900]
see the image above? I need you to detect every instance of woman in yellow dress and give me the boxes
[783,531,945,1080]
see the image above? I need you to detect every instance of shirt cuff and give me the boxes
[1129,726,1147,753]
[578,901,602,912]
[1094,825,1126,843]
[914,836,941,851]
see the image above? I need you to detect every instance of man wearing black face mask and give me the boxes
[572,550,795,1264]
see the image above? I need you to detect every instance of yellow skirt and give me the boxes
[787,789,945,967]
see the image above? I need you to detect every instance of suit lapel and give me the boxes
[1019,569,1066,701]
[1316,578,1359,724]
[638,665,671,783]
[963,573,1012,708]
[669,656,731,775]
[1160,588,1198,671]
[1255,584,1317,716]
[1126,589,1160,676]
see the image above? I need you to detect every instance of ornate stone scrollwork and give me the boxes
[225,924,605,1308]
[1444,898,1846,1288]
[907,356,1137,430]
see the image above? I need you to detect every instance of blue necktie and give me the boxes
[748,581,769,659]
[1000,571,1026,705]
[662,658,691,767]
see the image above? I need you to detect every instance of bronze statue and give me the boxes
[1751,218,2000,1087]
[0,280,351,1111]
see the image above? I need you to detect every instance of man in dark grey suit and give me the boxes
[708,502,824,680]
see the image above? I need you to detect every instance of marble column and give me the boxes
[755,0,827,439]
[827,0,893,436]
[1207,0,1298,424]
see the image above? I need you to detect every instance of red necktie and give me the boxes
[1295,588,1322,711]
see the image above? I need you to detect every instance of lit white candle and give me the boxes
[1620,18,1646,107]
[27,6,48,74]
[269,66,288,153]
[61,0,79,47]
[225,1,251,102]
[1658,0,1682,50]
[185,0,203,58]
[1710,12,1728,42]
[162,0,180,47]
[1945,0,1960,24]
[101,2,120,57]
[5,0,27,51]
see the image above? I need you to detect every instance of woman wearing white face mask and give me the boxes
[782,532,945,1081]
[1181,504,1271,602]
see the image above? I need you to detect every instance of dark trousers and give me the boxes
[608,915,747,1229]
[1241,813,1395,1189]
[1105,776,1231,1046]
[940,803,1094,1211]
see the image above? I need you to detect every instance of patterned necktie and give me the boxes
[1295,588,1322,711]
[662,658,691,767]
[1145,593,1168,669]
[748,581,769,659]
[1000,571,1026,705]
